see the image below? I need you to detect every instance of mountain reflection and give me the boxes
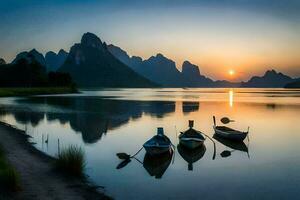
[182,101,199,114]
[0,97,176,143]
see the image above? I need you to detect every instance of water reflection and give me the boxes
[0,89,300,200]
[229,89,234,107]
[182,101,199,114]
[0,98,176,143]
[177,144,206,171]
[213,134,249,158]
[143,151,173,179]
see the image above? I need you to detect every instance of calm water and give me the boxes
[1,88,300,200]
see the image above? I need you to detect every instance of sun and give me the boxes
[228,69,235,76]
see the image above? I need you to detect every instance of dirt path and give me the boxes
[0,122,111,200]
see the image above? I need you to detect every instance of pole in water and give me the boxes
[57,139,60,155]
[42,134,44,150]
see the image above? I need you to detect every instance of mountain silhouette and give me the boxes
[181,61,214,87]
[13,49,46,67]
[108,44,219,87]
[107,44,143,71]
[45,49,68,71]
[242,69,293,87]
[108,44,296,88]
[59,33,156,87]
[0,58,6,65]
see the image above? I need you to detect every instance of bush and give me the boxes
[55,145,85,177]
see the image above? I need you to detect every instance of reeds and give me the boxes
[0,146,20,192]
[55,145,85,177]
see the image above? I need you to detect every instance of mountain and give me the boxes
[181,61,214,87]
[0,58,5,65]
[108,45,182,86]
[107,44,143,71]
[242,69,293,87]
[138,53,184,86]
[108,45,216,87]
[45,49,68,71]
[59,32,156,87]
[12,49,46,67]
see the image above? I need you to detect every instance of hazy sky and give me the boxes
[1,0,300,81]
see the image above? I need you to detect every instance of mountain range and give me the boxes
[58,32,156,87]
[7,32,299,88]
[107,44,215,87]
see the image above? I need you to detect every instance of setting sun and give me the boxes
[228,69,235,76]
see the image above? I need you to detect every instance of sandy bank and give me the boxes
[0,122,111,200]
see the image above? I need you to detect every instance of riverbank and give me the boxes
[0,121,111,200]
[0,87,77,97]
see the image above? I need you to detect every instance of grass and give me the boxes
[55,145,85,177]
[0,146,20,192]
[0,87,77,97]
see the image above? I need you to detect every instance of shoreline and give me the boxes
[0,87,78,97]
[0,121,111,200]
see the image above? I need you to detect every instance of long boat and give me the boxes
[179,120,205,149]
[143,127,172,156]
[213,116,249,142]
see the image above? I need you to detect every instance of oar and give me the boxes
[116,159,131,169]
[220,117,235,124]
[116,146,144,160]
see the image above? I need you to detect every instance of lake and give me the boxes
[0,88,300,200]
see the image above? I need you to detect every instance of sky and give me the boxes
[0,0,300,81]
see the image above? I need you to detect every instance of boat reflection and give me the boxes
[213,134,249,158]
[143,150,173,179]
[177,144,206,171]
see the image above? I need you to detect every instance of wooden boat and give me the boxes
[177,144,206,171]
[179,120,205,149]
[213,116,249,142]
[143,127,172,156]
[143,150,173,179]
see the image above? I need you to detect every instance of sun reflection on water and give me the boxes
[229,89,234,107]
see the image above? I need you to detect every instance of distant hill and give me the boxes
[242,69,293,88]
[12,49,46,67]
[45,49,68,71]
[59,33,156,87]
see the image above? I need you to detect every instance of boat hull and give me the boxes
[179,139,204,149]
[144,145,172,156]
[214,127,248,141]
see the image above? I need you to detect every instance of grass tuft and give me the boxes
[0,146,20,192]
[55,145,85,177]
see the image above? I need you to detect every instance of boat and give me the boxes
[179,120,205,149]
[143,150,173,179]
[213,116,249,141]
[177,144,206,171]
[143,127,172,156]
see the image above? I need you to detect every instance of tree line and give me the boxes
[0,58,75,88]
